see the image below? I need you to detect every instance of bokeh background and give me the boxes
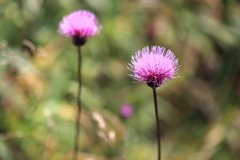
[0,0,240,160]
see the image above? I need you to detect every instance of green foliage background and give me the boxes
[0,0,240,160]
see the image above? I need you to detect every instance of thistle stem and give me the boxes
[152,88,161,160]
[73,46,82,160]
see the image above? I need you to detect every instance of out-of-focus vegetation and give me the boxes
[0,0,240,160]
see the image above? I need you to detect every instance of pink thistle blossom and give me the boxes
[58,10,101,45]
[120,104,134,118]
[127,46,180,88]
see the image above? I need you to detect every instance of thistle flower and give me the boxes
[58,10,102,160]
[120,104,134,118]
[58,10,102,46]
[127,46,179,88]
[127,46,180,160]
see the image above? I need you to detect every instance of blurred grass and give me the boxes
[0,0,240,160]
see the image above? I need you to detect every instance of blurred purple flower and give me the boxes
[120,104,134,118]
[58,10,101,40]
[127,46,180,88]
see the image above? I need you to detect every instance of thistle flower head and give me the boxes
[120,104,134,118]
[127,46,180,88]
[58,10,101,45]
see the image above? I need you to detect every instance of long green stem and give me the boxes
[152,88,161,160]
[73,46,82,160]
